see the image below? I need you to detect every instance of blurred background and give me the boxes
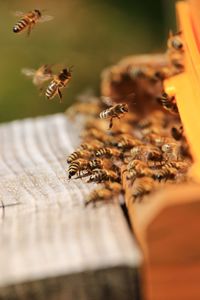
[0,0,177,123]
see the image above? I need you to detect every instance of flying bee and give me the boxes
[67,149,91,164]
[171,125,183,141]
[87,169,120,183]
[99,103,128,129]
[132,177,156,202]
[13,10,54,36]
[85,189,113,205]
[46,67,72,102]
[157,92,178,114]
[21,64,53,89]
[167,31,184,52]
[95,147,123,159]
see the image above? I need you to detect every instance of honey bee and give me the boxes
[81,128,110,143]
[167,31,183,52]
[46,68,72,102]
[132,177,156,202]
[68,159,88,179]
[152,164,177,181]
[95,147,123,159]
[87,169,120,183]
[126,160,153,181]
[85,189,113,205]
[13,10,53,36]
[161,142,181,160]
[117,136,142,150]
[157,92,178,114]
[67,149,91,164]
[99,103,128,129]
[104,182,123,193]
[171,125,183,141]
[130,145,163,162]
[21,64,52,89]
[80,140,104,151]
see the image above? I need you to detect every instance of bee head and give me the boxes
[34,9,42,17]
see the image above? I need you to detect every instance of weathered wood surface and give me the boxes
[0,114,141,299]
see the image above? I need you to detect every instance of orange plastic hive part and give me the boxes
[164,1,200,180]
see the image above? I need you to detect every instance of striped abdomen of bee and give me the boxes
[46,68,72,101]
[13,10,41,34]
[87,169,120,183]
[152,164,177,181]
[132,178,155,202]
[67,150,91,164]
[99,103,128,129]
[80,140,104,151]
[85,189,112,205]
[117,137,142,150]
[68,159,89,179]
[95,147,122,159]
[157,92,178,114]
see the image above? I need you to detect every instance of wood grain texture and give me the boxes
[0,114,141,299]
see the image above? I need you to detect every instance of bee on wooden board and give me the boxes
[167,31,184,52]
[67,149,91,164]
[13,10,54,36]
[152,164,178,181]
[21,64,53,89]
[132,177,156,202]
[46,67,72,102]
[85,188,113,205]
[95,147,123,159]
[87,169,120,183]
[157,92,178,114]
[99,103,129,129]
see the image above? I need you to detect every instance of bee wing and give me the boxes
[13,11,25,17]
[21,68,36,77]
[100,96,114,107]
[38,15,54,23]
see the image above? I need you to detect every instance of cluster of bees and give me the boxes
[66,31,193,205]
[13,9,72,102]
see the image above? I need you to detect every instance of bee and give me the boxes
[81,128,110,143]
[13,10,53,36]
[68,159,88,179]
[161,142,181,160]
[104,182,123,193]
[132,178,156,202]
[67,150,91,164]
[117,137,142,150]
[157,92,178,114]
[95,147,123,159]
[99,103,128,129]
[167,31,183,52]
[80,140,104,151]
[152,164,178,181]
[46,68,72,102]
[171,125,183,141]
[126,160,153,181]
[87,169,120,183]
[85,189,113,205]
[130,145,163,162]
[21,64,52,89]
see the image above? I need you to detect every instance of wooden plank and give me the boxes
[0,114,141,299]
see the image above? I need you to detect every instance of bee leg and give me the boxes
[109,118,114,129]
[58,89,63,103]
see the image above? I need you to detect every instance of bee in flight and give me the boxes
[45,67,72,102]
[21,64,53,90]
[13,9,54,36]
[99,103,128,129]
